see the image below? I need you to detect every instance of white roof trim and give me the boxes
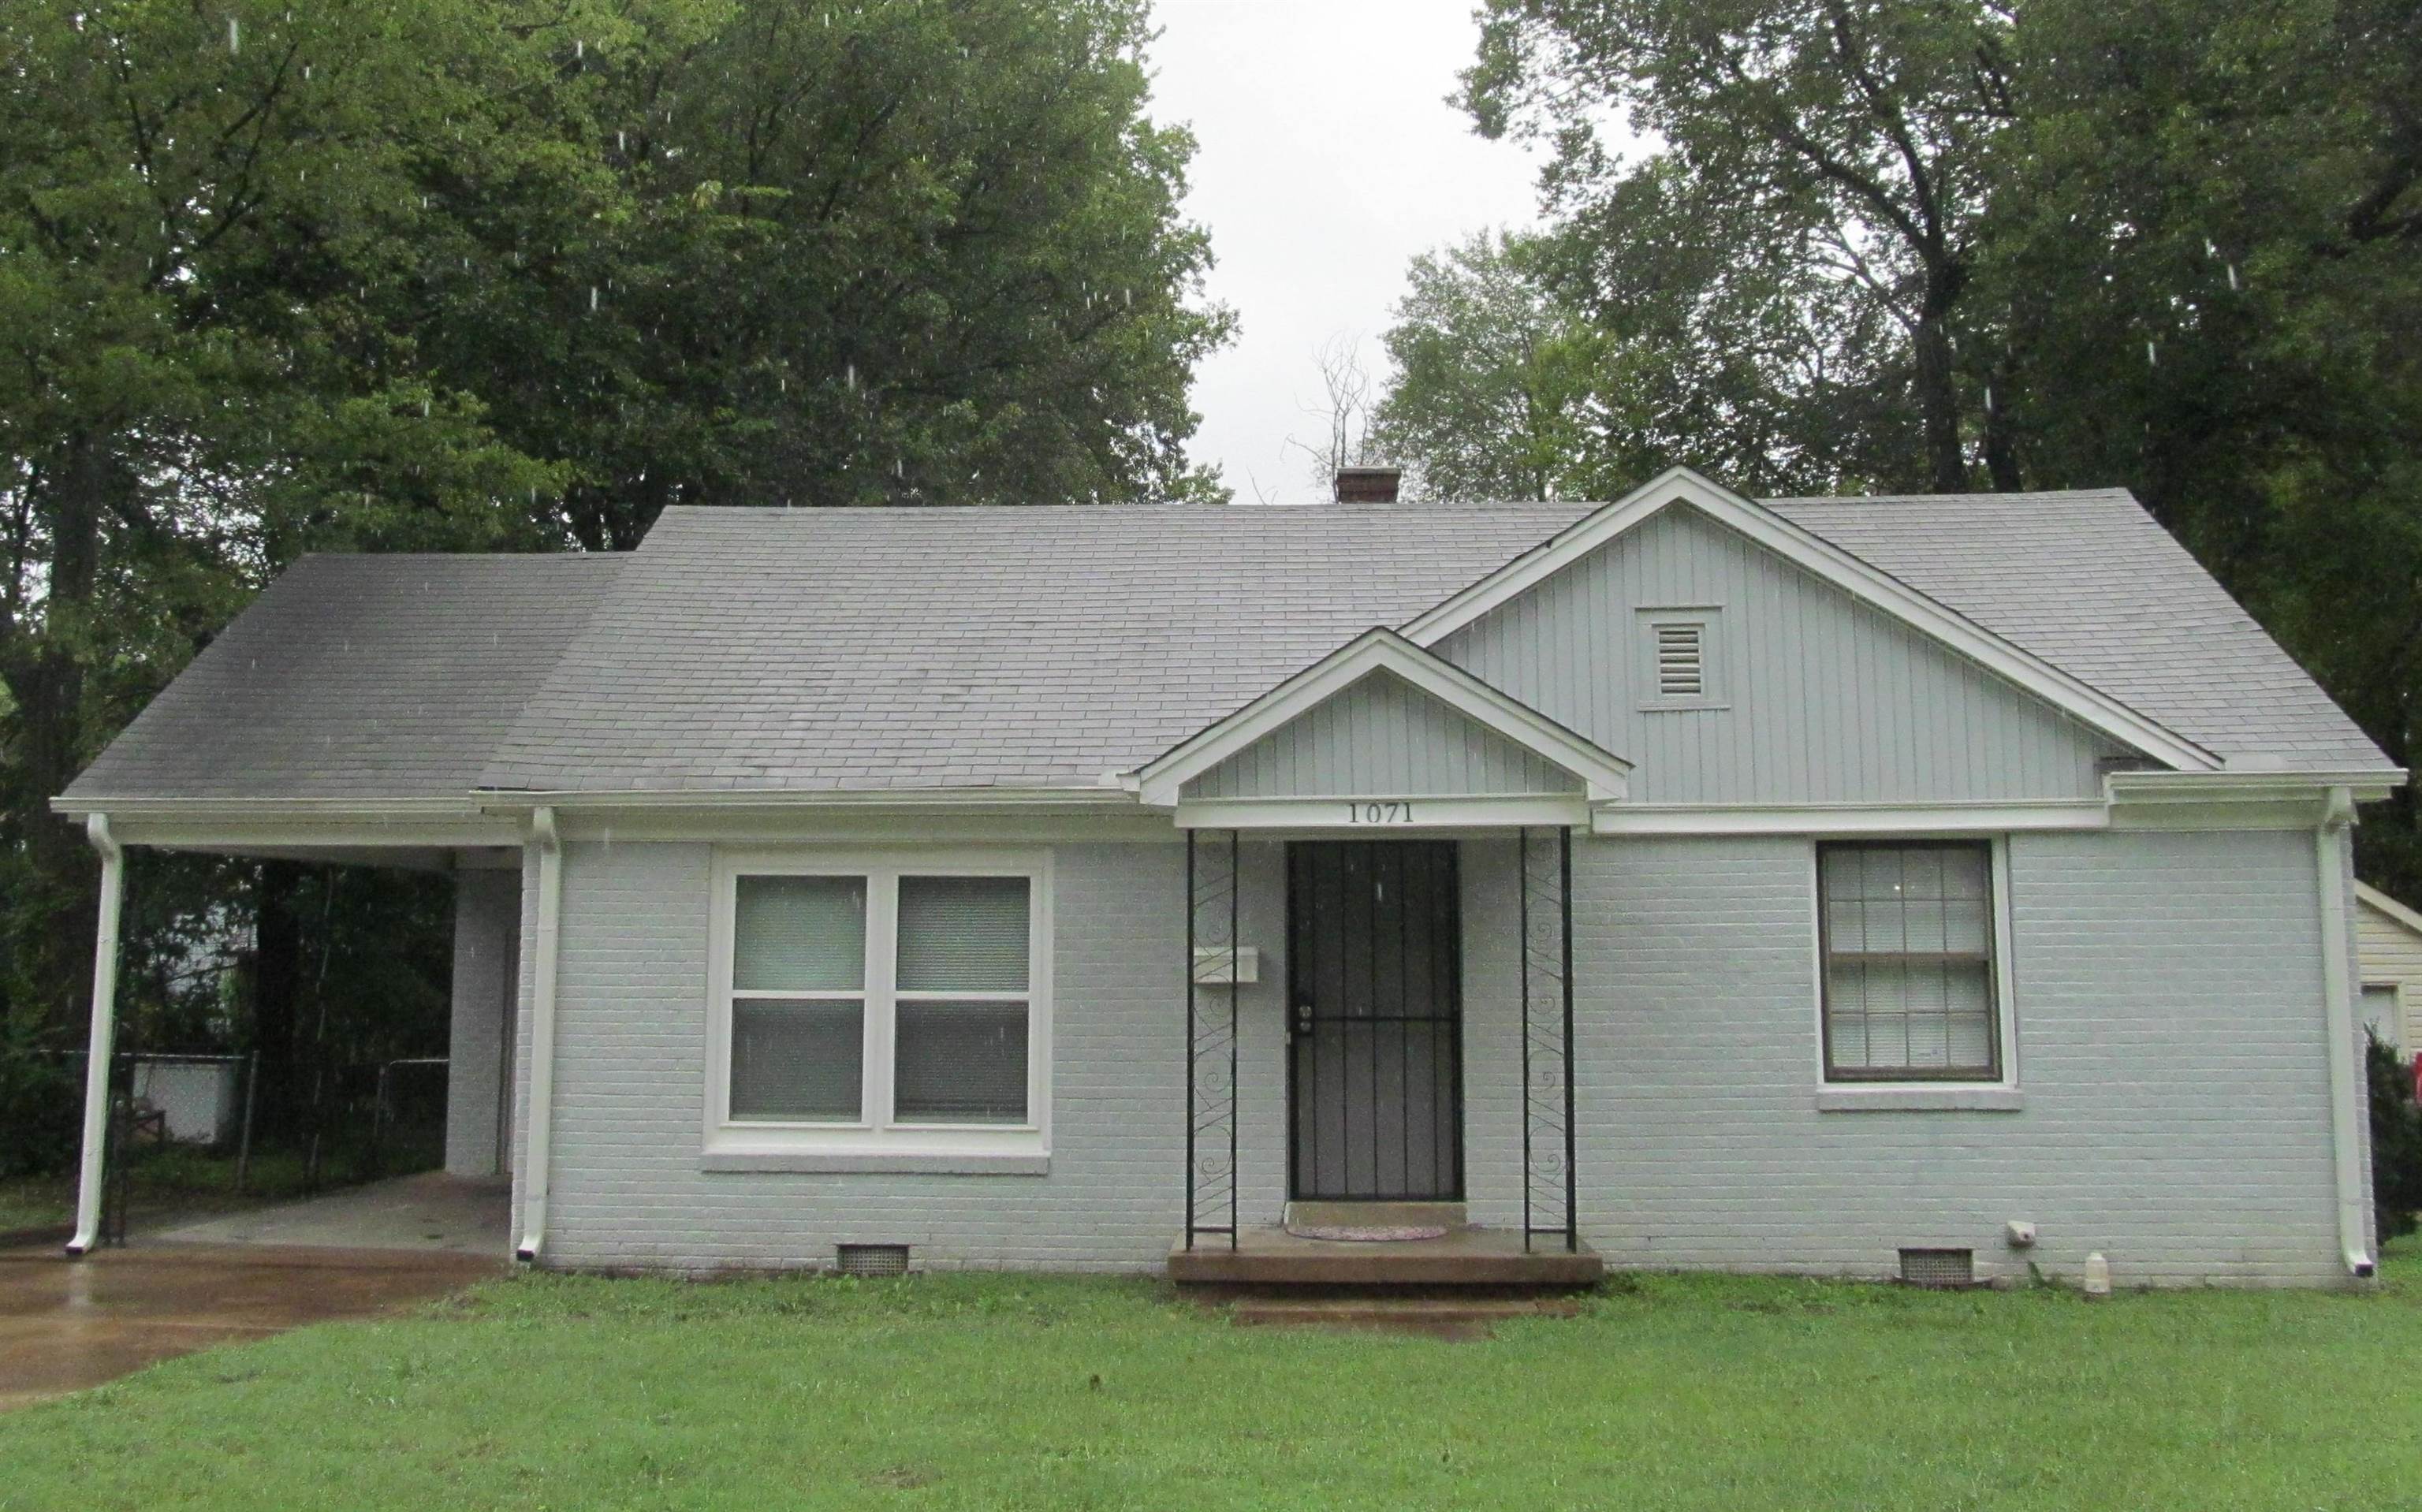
[1131,628,1634,807]
[2358,881,2422,938]
[1396,465,2223,774]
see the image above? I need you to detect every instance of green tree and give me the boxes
[0,0,1232,1069]
[1458,0,2422,889]
[1372,232,1612,501]
[1463,0,2018,493]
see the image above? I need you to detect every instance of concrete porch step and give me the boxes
[1282,1201,1466,1230]
[1168,1225,1602,1290]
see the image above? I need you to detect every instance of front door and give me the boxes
[1287,840,1463,1201]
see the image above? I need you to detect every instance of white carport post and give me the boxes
[66,813,125,1256]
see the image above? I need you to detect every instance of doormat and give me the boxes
[1284,1224,1451,1243]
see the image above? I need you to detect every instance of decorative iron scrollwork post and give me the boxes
[1184,829,1241,1249]
[1519,826,1578,1252]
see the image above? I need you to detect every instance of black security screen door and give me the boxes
[1287,840,1463,1201]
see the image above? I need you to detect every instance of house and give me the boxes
[53,468,2405,1287]
[2357,881,2422,1060]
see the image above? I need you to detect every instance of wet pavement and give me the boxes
[0,1241,502,1410]
[158,1171,510,1253]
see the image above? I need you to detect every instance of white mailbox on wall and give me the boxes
[1190,945,1260,985]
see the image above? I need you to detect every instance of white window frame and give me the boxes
[1808,836,2020,1095]
[704,847,1053,1160]
[1637,605,1726,711]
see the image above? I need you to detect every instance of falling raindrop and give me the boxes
[421,397,430,417]
[2226,264,2240,292]
[575,39,584,59]
[589,285,599,311]
[845,363,857,390]
[617,130,626,153]
[228,17,240,53]
[1983,386,1995,413]
[2145,341,2158,367]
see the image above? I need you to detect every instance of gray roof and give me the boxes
[64,554,624,802]
[64,489,2393,805]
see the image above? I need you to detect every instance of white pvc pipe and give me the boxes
[66,814,125,1256]
[514,806,563,1263]
[2316,788,2375,1278]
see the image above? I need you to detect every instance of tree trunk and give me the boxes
[1981,359,2023,491]
[6,430,109,1035]
[1912,304,1966,492]
[252,861,305,1141]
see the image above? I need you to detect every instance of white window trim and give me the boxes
[704,846,1053,1161]
[1807,836,2021,1105]
[1637,605,1726,711]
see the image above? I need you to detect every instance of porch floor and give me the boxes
[1167,1225,1601,1289]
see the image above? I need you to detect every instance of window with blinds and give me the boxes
[1819,842,2001,1082]
[722,865,1040,1134]
[895,876,1031,1123]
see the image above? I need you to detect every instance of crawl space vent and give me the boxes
[835,1243,911,1278]
[1898,1247,1976,1288]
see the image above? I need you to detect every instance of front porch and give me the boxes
[1168,1222,1603,1288]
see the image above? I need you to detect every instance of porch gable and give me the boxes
[1130,629,1630,826]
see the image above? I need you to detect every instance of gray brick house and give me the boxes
[55,468,2403,1286]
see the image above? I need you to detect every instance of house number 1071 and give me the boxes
[1346,801,1414,825]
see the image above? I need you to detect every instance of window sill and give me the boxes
[1815,1086,2024,1113]
[700,1150,1050,1175]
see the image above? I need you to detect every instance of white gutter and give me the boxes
[2316,787,2375,1278]
[514,805,564,1264]
[66,814,125,1256]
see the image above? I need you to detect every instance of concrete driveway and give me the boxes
[0,1175,509,1411]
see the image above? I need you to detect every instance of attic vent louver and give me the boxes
[1654,623,1705,697]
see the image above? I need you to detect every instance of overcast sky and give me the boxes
[1147,2,1546,504]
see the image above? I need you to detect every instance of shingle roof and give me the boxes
[64,487,2393,805]
[63,554,624,802]
[477,504,1589,791]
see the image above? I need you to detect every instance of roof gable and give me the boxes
[1132,629,1630,806]
[1399,467,2222,774]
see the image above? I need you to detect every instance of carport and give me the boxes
[47,552,624,1261]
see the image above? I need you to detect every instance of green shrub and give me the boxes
[0,1023,78,1179]
[2370,1032,2422,1241]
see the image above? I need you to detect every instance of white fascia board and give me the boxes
[470,786,1141,814]
[57,796,523,851]
[1130,627,1633,807]
[1396,465,2223,775]
[1176,795,1591,832]
[1592,800,2109,837]
[2106,769,2405,806]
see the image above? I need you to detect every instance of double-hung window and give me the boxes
[1818,841,2003,1082]
[711,851,1049,1157]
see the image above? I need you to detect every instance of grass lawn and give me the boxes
[3,1239,2418,1511]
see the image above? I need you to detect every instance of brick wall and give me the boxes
[511,826,2358,1285]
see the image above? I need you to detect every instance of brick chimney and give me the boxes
[1333,465,1402,504]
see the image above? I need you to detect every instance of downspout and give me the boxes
[514,806,563,1264]
[66,814,125,1256]
[2316,787,2375,1278]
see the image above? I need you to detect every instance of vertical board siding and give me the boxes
[1186,671,1582,799]
[1437,506,2125,804]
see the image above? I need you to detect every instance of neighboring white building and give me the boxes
[2357,881,2422,1056]
[54,469,2407,1287]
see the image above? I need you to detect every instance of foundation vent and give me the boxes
[835,1242,912,1278]
[1898,1247,1976,1288]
